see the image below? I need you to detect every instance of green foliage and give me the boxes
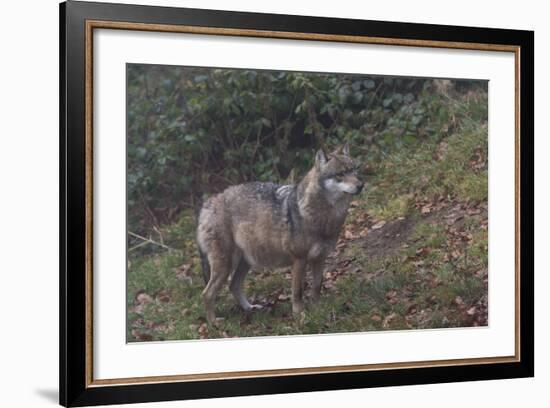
[127,64,486,233]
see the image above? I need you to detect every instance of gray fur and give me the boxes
[197,144,363,324]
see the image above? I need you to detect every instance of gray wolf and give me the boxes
[197,143,363,325]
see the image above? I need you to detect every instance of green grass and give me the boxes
[128,209,488,340]
[127,88,488,341]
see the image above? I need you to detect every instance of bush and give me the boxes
[127,64,485,233]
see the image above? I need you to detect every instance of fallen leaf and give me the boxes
[371,220,386,230]
[336,241,347,250]
[156,290,171,303]
[416,247,429,256]
[277,293,290,301]
[131,329,153,342]
[385,290,397,298]
[135,290,153,305]
[323,280,334,289]
[152,322,168,332]
[407,304,418,315]
[344,230,354,240]
[174,263,193,283]
[198,323,209,338]
[343,300,354,311]
[383,312,397,328]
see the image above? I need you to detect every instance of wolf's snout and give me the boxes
[355,183,364,194]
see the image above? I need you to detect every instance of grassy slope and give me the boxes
[127,88,488,342]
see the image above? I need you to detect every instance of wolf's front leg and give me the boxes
[230,257,263,311]
[291,258,307,315]
[310,258,326,303]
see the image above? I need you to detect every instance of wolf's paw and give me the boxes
[243,303,263,313]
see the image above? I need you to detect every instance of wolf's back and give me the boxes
[196,181,295,279]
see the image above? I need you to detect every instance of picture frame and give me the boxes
[60,1,534,406]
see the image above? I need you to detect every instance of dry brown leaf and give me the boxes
[383,312,397,328]
[416,247,429,256]
[386,291,396,299]
[135,291,153,305]
[323,280,334,289]
[198,323,209,338]
[156,290,171,303]
[371,220,386,230]
[407,305,418,315]
[174,263,193,282]
[277,293,290,301]
[131,329,153,342]
[344,230,356,240]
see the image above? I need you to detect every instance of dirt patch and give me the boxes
[357,203,487,261]
[358,217,416,260]
[324,202,488,277]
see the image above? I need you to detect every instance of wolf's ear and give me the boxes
[343,141,350,157]
[315,149,328,169]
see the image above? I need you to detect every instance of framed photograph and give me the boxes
[60,1,534,406]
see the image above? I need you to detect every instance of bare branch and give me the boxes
[128,231,179,252]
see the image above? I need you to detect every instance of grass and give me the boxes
[127,88,488,342]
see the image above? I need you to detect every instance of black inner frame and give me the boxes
[60,1,534,406]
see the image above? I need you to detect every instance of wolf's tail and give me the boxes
[194,196,211,285]
[198,246,211,285]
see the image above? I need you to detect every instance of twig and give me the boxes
[138,191,161,231]
[128,231,179,252]
[152,225,165,246]
[128,240,150,252]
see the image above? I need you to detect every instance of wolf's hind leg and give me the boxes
[202,255,232,325]
[291,258,307,315]
[230,257,262,311]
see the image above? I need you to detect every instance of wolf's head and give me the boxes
[314,142,364,199]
